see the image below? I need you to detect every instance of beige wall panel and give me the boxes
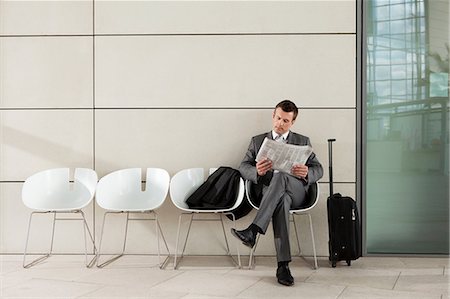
[296,109,356,183]
[95,109,269,177]
[95,108,355,183]
[0,37,93,108]
[0,0,92,35]
[0,183,95,253]
[95,35,355,108]
[95,1,355,34]
[0,110,94,181]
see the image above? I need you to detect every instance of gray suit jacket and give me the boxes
[239,131,323,189]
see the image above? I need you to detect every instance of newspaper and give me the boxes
[255,137,313,174]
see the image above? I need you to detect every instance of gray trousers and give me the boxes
[253,172,307,262]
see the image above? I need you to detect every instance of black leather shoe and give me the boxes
[276,264,294,286]
[231,227,256,248]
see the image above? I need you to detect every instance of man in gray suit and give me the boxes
[231,100,323,286]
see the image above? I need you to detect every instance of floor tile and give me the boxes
[1,255,449,299]
[339,286,442,299]
[1,265,96,290]
[78,285,187,299]
[229,256,317,281]
[96,254,169,269]
[171,255,240,271]
[1,255,97,290]
[345,257,405,269]
[399,257,450,268]
[306,267,400,290]
[1,278,102,298]
[75,267,181,287]
[181,295,236,299]
[0,256,22,275]
[399,267,444,276]
[394,273,449,296]
[237,278,345,299]
[151,270,256,297]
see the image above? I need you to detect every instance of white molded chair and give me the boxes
[95,168,170,268]
[22,168,98,268]
[246,180,320,269]
[169,168,244,269]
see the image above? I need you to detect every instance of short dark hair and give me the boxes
[275,100,298,120]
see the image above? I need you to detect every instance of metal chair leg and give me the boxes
[220,214,231,254]
[308,214,318,269]
[97,211,129,268]
[96,211,126,268]
[248,234,261,269]
[225,212,241,268]
[23,212,53,268]
[79,210,97,268]
[96,211,108,267]
[180,213,194,259]
[173,213,187,269]
[174,213,193,269]
[23,210,96,268]
[291,213,318,270]
[122,212,130,254]
[97,211,170,269]
[49,212,56,255]
[292,215,302,256]
[174,212,241,270]
[156,217,170,255]
[152,213,170,269]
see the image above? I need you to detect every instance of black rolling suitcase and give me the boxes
[327,138,361,267]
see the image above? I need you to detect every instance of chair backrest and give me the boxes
[245,180,319,212]
[245,180,260,210]
[96,168,170,211]
[291,182,319,212]
[75,168,98,199]
[169,168,204,210]
[229,177,245,210]
[22,168,98,211]
[145,168,170,209]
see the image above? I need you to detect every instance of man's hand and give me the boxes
[291,164,308,179]
[256,158,273,176]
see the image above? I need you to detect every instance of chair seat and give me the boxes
[27,189,92,211]
[97,193,166,212]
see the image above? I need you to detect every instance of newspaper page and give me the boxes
[255,137,313,174]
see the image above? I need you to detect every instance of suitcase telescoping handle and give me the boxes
[327,138,336,196]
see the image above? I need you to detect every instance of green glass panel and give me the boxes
[366,0,449,254]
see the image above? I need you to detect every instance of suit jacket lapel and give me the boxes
[286,131,293,144]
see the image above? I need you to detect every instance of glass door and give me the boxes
[365,0,449,254]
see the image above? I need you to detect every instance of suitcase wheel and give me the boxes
[346,260,351,266]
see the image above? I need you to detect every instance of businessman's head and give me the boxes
[272,100,298,135]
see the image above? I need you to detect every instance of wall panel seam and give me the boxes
[0,32,356,38]
[0,107,358,110]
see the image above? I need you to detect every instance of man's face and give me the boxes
[272,107,296,135]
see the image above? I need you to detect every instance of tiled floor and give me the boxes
[1,254,449,298]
